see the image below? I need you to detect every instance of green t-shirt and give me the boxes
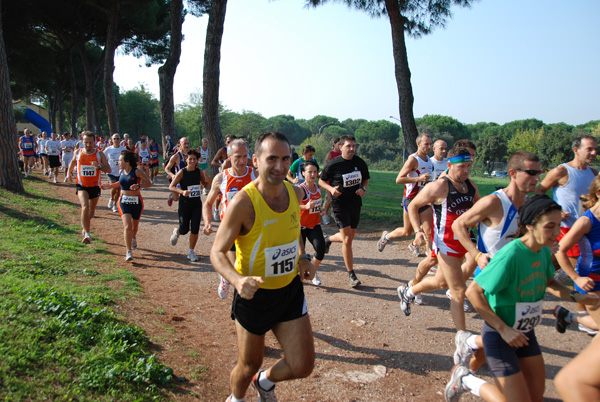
[475,239,554,327]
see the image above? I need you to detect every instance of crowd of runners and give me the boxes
[17,127,600,401]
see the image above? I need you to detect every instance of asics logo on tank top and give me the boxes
[264,219,277,227]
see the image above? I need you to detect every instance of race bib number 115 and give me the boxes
[264,240,298,277]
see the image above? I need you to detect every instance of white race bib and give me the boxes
[24,142,32,149]
[310,198,322,214]
[81,165,97,177]
[142,157,149,164]
[513,300,543,333]
[188,185,201,198]
[264,239,298,277]
[342,171,362,188]
[226,189,238,203]
[121,195,139,204]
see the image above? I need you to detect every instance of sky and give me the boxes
[113,0,600,126]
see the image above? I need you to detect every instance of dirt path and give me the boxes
[43,172,587,401]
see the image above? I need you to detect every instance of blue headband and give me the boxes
[449,154,471,164]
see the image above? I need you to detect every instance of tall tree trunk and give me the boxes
[78,44,97,131]
[0,0,23,192]
[68,50,79,135]
[203,0,227,177]
[57,86,65,134]
[47,95,56,132]
[103,0,119,135]
[385,0,418,155]
[158,0,183,146]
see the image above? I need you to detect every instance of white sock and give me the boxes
[258,371,275,391]
[406,287,415,298]
[384,233,390,241]
[462,374,486,397]
[229,395,246,402]
[466,335,480,350]
[189,249,194,254]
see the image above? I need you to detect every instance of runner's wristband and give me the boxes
[475,251,483,262]
[299,254,312,261]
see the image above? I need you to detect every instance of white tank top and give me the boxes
[431,157,447,180]
[477,189,519,256]
[404,153,434,200]
[553,163,596,227]
[199,146,209,164]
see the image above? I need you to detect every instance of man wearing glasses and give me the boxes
[448,151,542,373]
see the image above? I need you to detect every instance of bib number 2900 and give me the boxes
[264,240,298,277]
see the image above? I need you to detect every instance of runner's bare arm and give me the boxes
[466,281,530,348]
[396,156,427,184]
[210,192,264,299]
[407,179,446,242]
[165,153,179,180]
[546,277,600,307]
[210,148,226,167]
[452,194,501,269]
[134,167,152,190]
[556,216,595,291]
[202,172,224,235]
[67,154,78,182]
[168,169,186,195]
[317,178,340,197]
[536,165,567,194]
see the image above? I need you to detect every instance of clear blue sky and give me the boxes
[113,0,600,126]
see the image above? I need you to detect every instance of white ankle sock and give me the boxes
[466,335,479,350]
[406,287,415,298]
[462,374,486,397]
[258,371,275,390]
[229,395,246,402]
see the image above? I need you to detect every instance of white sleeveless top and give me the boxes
[403,153,433,200]
[553,163,596,227]
[477,189,519,256]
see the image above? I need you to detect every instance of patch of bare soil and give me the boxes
[42,172,587,401]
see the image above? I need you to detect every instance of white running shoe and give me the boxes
[112,205,118,213]
[444,363,469,402]
[408,242,420,257]
[82,233,92,244]
[398,285,414,316]
[377,231,389,252]
[578,323,599,336]
[409,280,423,305]
[252,371,277,402]
[125,250,133,261]
[453,330,474,365]
[131,238,137,250]
[218,275,231,299]
[321,215,331,225]
[312,273,322,286]
[170,228,179,246]
[53,177,57,184]
[63,176,68,183]
[108,199,114,209]
[187,250,199,262]
[48,171,53,178]
[213,207,220,222]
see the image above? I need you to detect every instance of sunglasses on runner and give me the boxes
[517,169,542,176]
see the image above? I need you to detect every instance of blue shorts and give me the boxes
[481,321,541,378]
[118,194,144,220]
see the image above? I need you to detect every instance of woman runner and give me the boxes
[169,150,208,262]
[101,151,152,261]
[298,160,327,286]
[445,194,600,402]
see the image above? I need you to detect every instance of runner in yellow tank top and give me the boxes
[210,132,316,402]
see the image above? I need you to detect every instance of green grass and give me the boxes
[360,171,511,227]
[0,182,176,401]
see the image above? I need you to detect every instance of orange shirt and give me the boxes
[76,150,101,187]
[299,182,322,229]
[219,167,256,220]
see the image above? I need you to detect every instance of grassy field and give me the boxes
[361,171,510,227]
[0,179,175,401]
